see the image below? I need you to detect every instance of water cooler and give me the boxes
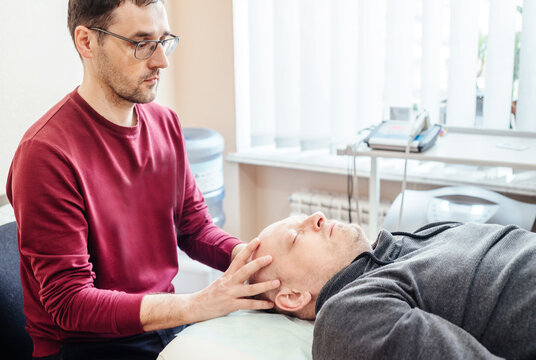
[183,128,226,228]
[173,128,227,293]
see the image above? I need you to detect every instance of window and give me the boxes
[233,0,534,153]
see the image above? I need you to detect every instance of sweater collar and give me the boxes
[70,88,142,138]
[315,229,397,314]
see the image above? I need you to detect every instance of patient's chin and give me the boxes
[349,223,367,242]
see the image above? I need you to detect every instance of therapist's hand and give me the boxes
[186,238,279,322]
[231,242,247,262]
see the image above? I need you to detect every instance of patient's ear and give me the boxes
[274,287,312,312]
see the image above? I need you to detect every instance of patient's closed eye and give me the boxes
[292,230,304,247]
[289,230,298,248]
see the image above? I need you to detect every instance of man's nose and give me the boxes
[147,43,169,69]
[306,211,326,231]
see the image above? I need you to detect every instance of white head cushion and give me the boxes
[158,310,314,360]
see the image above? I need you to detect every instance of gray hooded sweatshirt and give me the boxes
[313,222,536,360]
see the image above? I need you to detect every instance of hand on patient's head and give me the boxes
[249,212,370,320]
[190,238,283,322]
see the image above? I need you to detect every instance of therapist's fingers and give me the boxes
[188,238,281,320]
[231,254,274,284]
[241,279,281,298]
[191,267,278,320]
[226,238,261,274]
[235,298,276,310]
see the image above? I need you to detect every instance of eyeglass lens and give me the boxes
[135,38,178,59]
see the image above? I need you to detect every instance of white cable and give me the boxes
[347,154,353,223]
[397,110,430,231]
[397,133,413,231]
[353,152,360,224]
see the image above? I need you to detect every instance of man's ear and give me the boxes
[274,286,312,312]
[74,25,95,59]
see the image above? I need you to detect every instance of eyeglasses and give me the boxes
[90,27,179,60]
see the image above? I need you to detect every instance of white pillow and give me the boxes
[158,310,314,360]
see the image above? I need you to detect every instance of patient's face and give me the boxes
[253,212,369,292]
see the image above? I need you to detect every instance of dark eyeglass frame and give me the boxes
[90,27,179,60]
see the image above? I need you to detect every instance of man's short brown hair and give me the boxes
[67,0,162,45]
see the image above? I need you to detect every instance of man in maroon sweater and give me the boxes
[6,1,279,359]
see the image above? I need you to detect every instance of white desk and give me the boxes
[338,129,536,239]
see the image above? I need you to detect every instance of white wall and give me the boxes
[0,2,178,197]
[0,2,82,192]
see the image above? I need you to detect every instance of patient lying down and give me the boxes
[250,212,536,359]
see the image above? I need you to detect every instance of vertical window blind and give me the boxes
[233,0,534,153]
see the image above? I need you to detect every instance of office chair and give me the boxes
[0,221,33,359]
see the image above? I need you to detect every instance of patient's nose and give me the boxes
[306,211,326,231]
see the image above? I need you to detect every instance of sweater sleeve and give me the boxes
[313,278,503,360]
[9,140,144,336]
[174,124,241,272]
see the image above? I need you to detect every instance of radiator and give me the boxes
[289,190,391,232]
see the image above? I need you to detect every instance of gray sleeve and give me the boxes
[312,279,503,360]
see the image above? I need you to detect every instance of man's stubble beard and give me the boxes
[96,49,158,105]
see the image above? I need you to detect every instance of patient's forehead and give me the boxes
[254,215,310,263]
[253,216,304,262]
[259,215,307,237]
[255,216,298,254]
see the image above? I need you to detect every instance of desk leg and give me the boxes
[368,156,380,241]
